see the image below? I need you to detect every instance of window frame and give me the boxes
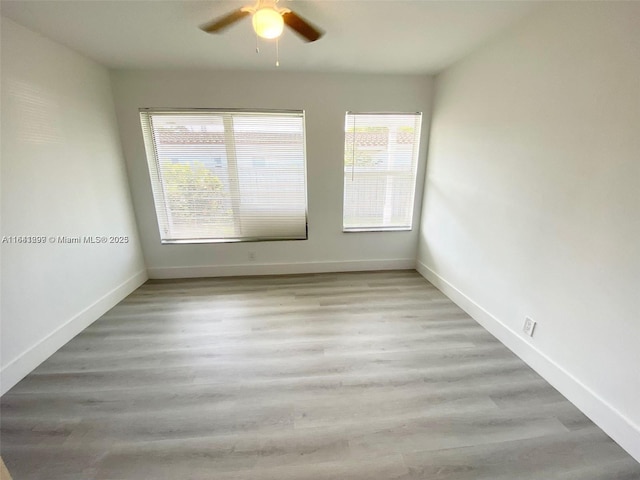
[342,111,423,233]
[140,108,309,244]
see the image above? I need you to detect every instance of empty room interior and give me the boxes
[1,0,639,478]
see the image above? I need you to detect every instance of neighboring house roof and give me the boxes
[345,131,415,147]
[155,130,415,147]
[156,131,301,146]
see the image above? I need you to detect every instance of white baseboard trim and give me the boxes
[0,269,148,396]
[416,260,640,463]
[147,259,415,279]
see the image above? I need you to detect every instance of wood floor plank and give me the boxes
[1,270,638,479]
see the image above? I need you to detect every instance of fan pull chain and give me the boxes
[276,38,280,67]
[256,33,260,54]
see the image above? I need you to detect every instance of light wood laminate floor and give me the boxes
[1,270,639,479]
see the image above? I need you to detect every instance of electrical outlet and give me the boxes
[248,251,256,261]
[523,317,536,337]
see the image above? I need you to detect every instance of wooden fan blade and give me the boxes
[200,9,250,34]
[282,11,324,42]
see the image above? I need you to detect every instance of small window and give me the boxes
[343,112,422,231]
[140,109,308,243]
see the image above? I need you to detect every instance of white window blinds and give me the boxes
[343,112,422,231]
[140,109,308,243]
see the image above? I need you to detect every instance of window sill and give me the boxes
[342,227,412,233]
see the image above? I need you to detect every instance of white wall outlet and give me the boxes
[523,317,536,337]
[248,251,256,261]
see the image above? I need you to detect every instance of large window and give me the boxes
[343,112,422,231]
[140,109,308,243]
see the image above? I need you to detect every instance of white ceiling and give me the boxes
[0,0,541,74]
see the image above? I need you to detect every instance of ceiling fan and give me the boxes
[200,0,324,43]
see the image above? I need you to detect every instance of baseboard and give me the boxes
[415,260,640,463]
[0,269,148,396]
[147,259,415,279]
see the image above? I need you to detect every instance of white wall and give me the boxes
[0,18,147,394]
[418,2,640,460]
[111,70,432,278]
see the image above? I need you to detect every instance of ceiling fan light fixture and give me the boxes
[252,7,284,39]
